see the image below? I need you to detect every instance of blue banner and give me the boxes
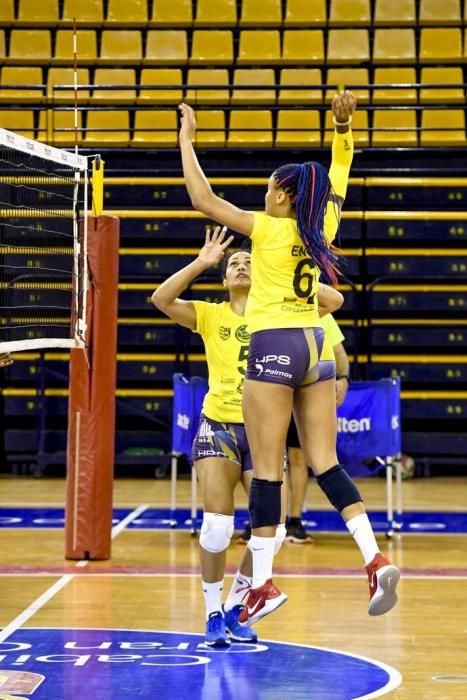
[172,374,401,463]
[171,373,208,456]
[337,377,401,462]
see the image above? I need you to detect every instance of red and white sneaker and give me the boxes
[238,579,288,627]
[366,553,400,616]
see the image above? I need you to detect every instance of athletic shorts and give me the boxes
[246,327,336,389]
[192,414,253,472]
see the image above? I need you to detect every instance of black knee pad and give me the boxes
[249,477,282,529]
[317,465,362,512]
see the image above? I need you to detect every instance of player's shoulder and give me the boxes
[252,212,296,242]
[254,211,293,228]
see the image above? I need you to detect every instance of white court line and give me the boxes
[0,574,74,644]
[111,503,149,539]
[0,504,149,640]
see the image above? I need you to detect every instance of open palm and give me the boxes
[198,226,234,267]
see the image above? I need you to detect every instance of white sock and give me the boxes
[345,514,379,566]
[224,572,252,611]
[249,535,276,589]
[202,580,223,619]
[274,523,287,555]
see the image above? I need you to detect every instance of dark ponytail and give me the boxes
[274,162,341,285]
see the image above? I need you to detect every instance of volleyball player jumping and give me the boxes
[177,91,400,626]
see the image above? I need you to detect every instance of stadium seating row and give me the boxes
[2,107,465,147]
[2,247,467,279]
[3,282,467,315]
[4,352,467,387]
[7,318,466,355]
[1,0,466,28]
[0,28,467,65]
[3,208,465,242]
[2,315,463,356]
[111,212,467,240]
[102,180,466,212]
[2,66,466,106]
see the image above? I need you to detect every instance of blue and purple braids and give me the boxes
[273,161,342,285]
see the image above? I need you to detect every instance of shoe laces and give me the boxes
[234,583,251,600]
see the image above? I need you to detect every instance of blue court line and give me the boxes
[1,507,467,534]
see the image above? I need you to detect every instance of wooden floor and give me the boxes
[1,475,467,699]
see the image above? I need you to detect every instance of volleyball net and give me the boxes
[0,126,120,561]
[0,127,89,353]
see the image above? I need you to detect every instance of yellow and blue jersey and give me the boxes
[192,300,250,423]
[246,130,354,334]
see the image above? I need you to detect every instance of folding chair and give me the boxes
[170,373,208,534]
[336,377,402,536]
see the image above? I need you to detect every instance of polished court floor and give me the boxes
[1,474,467,699]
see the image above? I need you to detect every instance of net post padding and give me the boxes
[65,215,119,560]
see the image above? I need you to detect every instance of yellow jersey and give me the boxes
[246,130,354,334]
[192,300,250,423]
[320,314,345,348]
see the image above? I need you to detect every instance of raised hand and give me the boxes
[197,226,235,268]
[178,102,197,142]
[332,90,357,125]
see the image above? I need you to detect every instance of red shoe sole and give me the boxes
[239,592,288,627]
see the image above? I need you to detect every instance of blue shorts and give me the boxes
[246,327,336,389]
[192,414,253,472]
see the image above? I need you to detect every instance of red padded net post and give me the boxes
[65,215,119,560]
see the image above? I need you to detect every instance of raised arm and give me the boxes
[151,226,234,330]
[330,90,356,200]
[179,103,255,237]
[317,282,344,317]
[324,91,357,243]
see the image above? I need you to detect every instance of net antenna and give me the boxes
[72,15,88,351]
[73,15,79,160]
[0,129,89,353]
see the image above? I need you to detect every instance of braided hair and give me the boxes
[273,162,341,285]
